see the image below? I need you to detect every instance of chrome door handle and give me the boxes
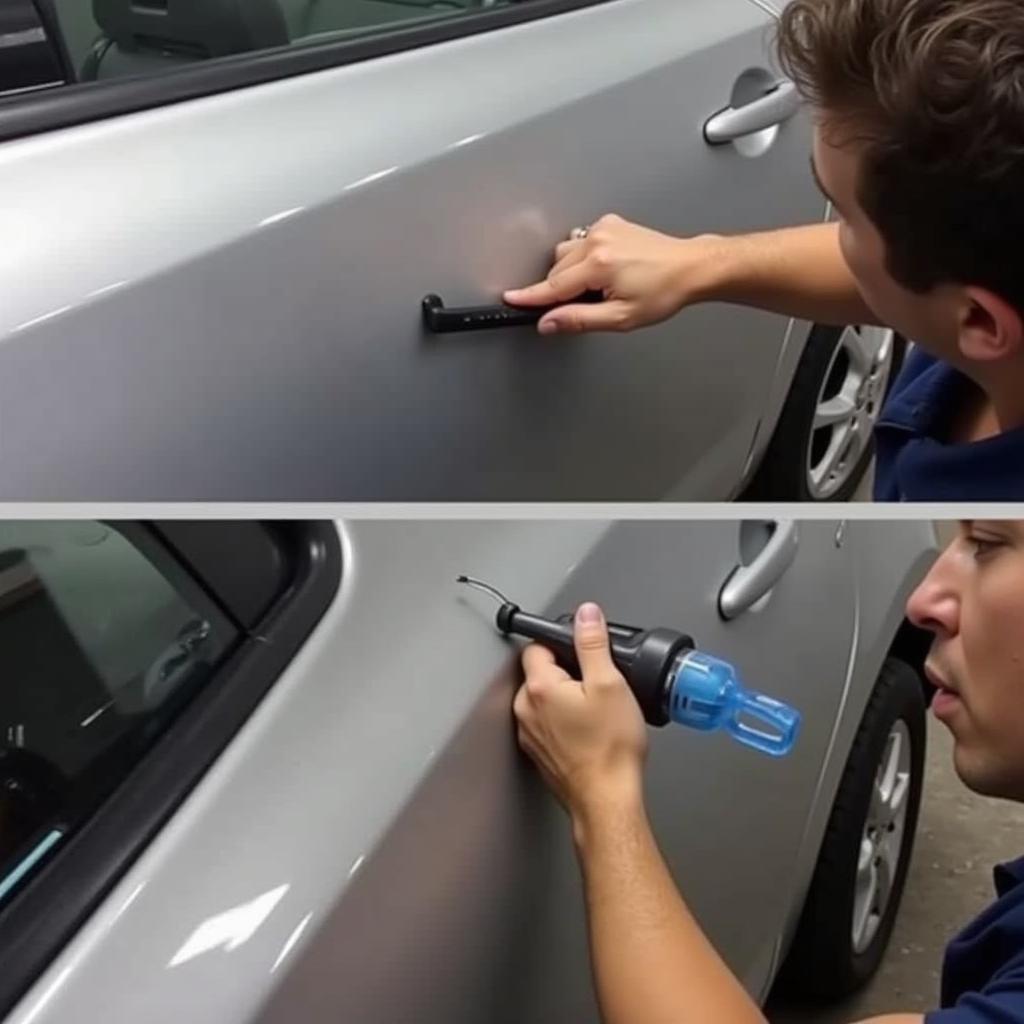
[718,520,799,619]
[704,80,801,145]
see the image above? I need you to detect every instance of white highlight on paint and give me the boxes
[169,884,289,967]
[259,207,305,228]
[344,167,398,191]
[12,306,72,334]
[88,280,128,299]
[451,133,484,149]
[17,967,73,1024]
[112,882,147,924]
[271,912,313,973]
[347,855,366,879]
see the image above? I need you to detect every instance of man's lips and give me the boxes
[924,662,958,695]
[925,662,963,719]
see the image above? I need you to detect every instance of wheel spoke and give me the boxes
[845,419,869,467]
[879,732,899,796]
[877,834,898,908]
[872,328,895,369]
[814,393,857,429]
[810,423,853,490]
[853,856,878,950]
[887,772,910,821]
[841,326,874,375]
[869,779,887,828]
[858,836,874,878]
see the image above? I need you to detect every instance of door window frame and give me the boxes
[0,0,617,143]
[0,520,341,1018]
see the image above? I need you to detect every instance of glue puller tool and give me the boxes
[457,576,801,758]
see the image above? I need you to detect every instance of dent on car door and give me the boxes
[0,0,817,501]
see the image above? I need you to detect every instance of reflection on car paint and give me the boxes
[169,884,290,969]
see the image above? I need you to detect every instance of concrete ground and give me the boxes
[767,717,1024,1022]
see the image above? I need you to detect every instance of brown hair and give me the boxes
[776,0,1024,313]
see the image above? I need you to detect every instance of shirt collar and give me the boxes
[878,350,970,437]
[994,856,1024,897]
[877,350,1024,501]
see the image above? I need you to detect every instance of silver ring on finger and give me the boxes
[569,225,590,241]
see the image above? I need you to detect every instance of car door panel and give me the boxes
[0,0,821,500]
[8,520,860,1024]
[253,519,857,1021]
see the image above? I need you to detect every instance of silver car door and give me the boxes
[252,519,859,1020]
[0,0,822,500]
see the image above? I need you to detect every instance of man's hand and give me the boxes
[503,214,727,336]
[512,601,648,835]
[505,218,881,334]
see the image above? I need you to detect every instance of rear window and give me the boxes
[0,521,237,908]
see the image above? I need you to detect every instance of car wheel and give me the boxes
[776,658,926,1000]
[743,324,905,502]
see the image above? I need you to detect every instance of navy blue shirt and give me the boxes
[873,349,1024,501]
[926,856,1024,1022]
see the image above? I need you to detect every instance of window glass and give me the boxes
[0,0,67,96]
[47,0,513,84]
[0,522,237,906]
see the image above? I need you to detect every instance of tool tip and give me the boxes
[454,575,512,606]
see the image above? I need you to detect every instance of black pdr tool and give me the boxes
[422,290,604,333]
[458,577,801,758]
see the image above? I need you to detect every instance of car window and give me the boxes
[0,521,237,909]
[46,0,514,84]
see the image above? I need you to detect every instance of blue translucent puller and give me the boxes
[457,576,801,758]
[665,650,801,757]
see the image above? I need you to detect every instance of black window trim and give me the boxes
[0,0,617,143]
[0,520,342,1018]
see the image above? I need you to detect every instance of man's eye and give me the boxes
[967,535,1003,559]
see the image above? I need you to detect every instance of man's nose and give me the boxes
[906,545,960,637]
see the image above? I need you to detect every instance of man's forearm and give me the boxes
[700,222,881,328]
[574,798,767,1024]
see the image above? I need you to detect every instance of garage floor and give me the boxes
[767,716,1024,1022]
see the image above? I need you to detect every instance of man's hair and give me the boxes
[776,0,1024,315]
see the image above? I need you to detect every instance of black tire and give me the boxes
[743,324,906,502]
[776,658,926,1001]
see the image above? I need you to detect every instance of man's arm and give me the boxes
[578,797,923,1024]
[576,792,768,1024]
[504,217,881,335]
[711,222,881,327]
[862,1018,925,1023]
[513,604,923,1024]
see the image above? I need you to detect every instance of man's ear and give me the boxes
[958,287,1024,362]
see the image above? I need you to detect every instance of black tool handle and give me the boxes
[498,604,693,727]
[422,290,604,334]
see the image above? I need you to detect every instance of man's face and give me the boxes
[906,521,1024,800]
[811,123,962,360]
